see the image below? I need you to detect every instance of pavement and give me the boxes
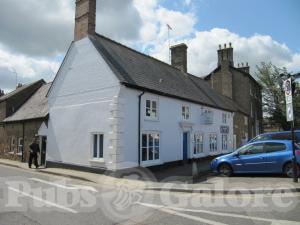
[1,164,300,225]
[0,158,300,195]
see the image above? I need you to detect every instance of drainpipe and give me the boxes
[138,92,145,166]
[22,122,25,162]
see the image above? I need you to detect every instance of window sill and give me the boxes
[89,158,105,163]
[16,152,22,156]
[141,160,161,167]
[144,117,159,122]
[192,153,205,158]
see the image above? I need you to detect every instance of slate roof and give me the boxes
[4,83,51,122]
[89,34,237,112]
[0,80,44,103]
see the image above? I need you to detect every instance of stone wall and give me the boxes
[0,120,44,162]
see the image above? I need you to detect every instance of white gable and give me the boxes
[48,37,119,102]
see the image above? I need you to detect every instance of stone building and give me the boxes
[205,44,263,147]
[0,80,49,164]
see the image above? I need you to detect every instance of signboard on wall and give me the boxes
[220,126,229,134]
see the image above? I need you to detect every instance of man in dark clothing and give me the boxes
[29,138,40,169]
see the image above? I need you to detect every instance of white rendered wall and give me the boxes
[47,37,121,170]
[119,87,234,169]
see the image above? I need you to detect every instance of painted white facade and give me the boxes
[45,37,234,171]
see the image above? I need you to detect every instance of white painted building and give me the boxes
[44,0,238,171]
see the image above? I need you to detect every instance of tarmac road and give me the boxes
[0,164,300,225]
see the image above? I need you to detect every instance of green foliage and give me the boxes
[256,62,300,130]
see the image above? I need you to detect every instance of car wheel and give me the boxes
[218,163,233,177]
[284,162,300,178]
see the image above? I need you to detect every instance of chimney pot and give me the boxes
[219,44,221,50]
[224,43,226,48]
[229,42,232,48]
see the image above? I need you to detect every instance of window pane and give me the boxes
[146,108,151,116]
[149,134,154,147]
[154,146,159,159]
[149,147,153,160]
[142,134,147,148]
[93,134,98,158]
[152,101,156,109]
[142,148,147,161]
[154,137,159,147]
[146,100,151,108]
[99,134,104,158]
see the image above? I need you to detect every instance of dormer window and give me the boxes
[182,106,190,120]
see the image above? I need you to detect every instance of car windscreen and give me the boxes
[251,134,270,142]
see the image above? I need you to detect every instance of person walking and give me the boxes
[29,137,40,169]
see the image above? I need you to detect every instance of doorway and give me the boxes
[40,136,47,166]
[182,132,189,161]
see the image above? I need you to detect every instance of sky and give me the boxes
[0,0,299,93]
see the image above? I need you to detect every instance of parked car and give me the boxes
[249,130,300,145]
[211,140,300,177]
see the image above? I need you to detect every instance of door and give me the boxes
[40,136,47,166]
[232,143,267,173]
[264,142,288,173]
[183,132,188,161]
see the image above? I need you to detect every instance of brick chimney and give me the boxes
[0,89,4,97]
[170,43,188,73]
[217,43,234,67]
[74,0,96,41]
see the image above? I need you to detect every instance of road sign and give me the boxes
[286,103,294,122]
[284,78,294,121]
[284,78,293,104]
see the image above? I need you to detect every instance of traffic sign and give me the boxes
[286,103,294,122]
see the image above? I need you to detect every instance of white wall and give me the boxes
[46,37,234,171]
[119,87,234,169]
[47,37,121,170]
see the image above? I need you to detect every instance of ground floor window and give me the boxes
[222,134,228,150]
[18,138,23,153]
[194,132,204,154]
[209,133,218,152]
[141,133,160,162]
[93,134,103,159]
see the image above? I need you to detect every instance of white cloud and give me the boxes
[149,28,300,76]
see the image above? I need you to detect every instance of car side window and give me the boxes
[296,133,300,144]
[239,143,265,155]
[264,142,286,153]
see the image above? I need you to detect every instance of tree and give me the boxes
[256,62,300,130]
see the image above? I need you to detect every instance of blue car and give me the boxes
[249,130,300,145]
[211,140,300,177]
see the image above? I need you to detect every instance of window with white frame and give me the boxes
[222,113,227,124]
[182,106,190,120]
[209,133,218,152]
[10,137,15,152]
[222,134,228,150]
[244,116,248,126]
[141,133,160,162]
[92,134,104,159]
[146,99,158,119]
[194,132,204,154]
[17,138,23,153]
